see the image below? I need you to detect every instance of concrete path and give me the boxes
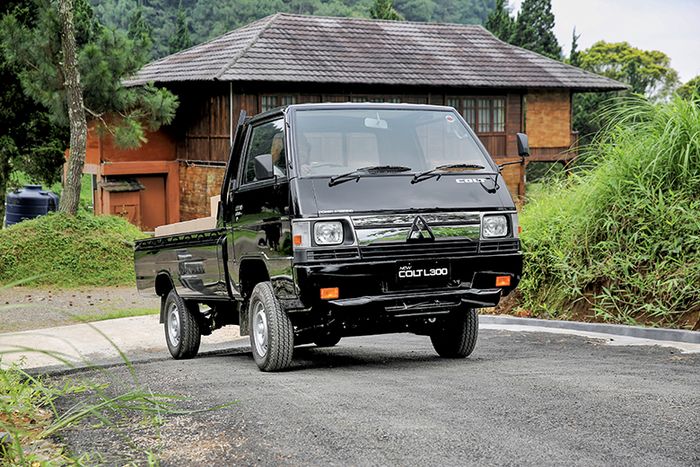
[1,313,697,373]
[0,314,242,372]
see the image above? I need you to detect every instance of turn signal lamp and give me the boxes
[495,275,511,287]
[320,287,340,300]
[291,221,311,248]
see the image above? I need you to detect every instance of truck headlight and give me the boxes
[482,215,508,238]
[314,221,343,245]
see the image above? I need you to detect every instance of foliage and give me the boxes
[0,0,179,150]
[568,27,580,67]
[169,1,192,53]
[578,41,679,100]
[519,96,700,329]
[0,211,147,287]
[0,0,68,222]
[571,41,680,145]
[0,360,194,464]
[484,0,514,42]
[370,0,403,20]
[511,0,561,59]
[677,75,700,100]
[571,92,621,145]
[91,0,496,59]
[127,2,154,58]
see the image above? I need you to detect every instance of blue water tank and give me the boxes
[4,185,60,227]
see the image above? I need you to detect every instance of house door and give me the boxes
[138,175,167,231]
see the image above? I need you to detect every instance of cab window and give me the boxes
[242,118,286,184]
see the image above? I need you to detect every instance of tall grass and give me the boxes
[520,96,700,328]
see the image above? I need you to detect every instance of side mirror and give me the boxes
[254,154,274,180]
[516,133,530,157]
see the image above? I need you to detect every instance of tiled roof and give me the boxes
[125,13,625,91]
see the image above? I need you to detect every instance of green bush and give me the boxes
[0,211,146,287]
[520,96,700,328]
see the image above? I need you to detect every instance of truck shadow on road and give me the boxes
[210,342,484,372]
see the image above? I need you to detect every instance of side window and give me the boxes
[243,118,286,184]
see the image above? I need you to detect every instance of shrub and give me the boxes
[520,95,700,328]
[0,211,146,287]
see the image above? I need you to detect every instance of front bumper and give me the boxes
[329,287,502,316]
[293,252,522,312]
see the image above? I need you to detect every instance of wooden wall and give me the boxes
[167,84,578,218]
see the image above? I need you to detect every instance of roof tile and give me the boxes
[124,13,625,91]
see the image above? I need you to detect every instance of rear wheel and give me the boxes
[249,282,294,371]
[164,290,201,359]
[430,307,478,358]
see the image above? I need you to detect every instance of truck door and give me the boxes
[228,116,294,299]
[222,111,247,300]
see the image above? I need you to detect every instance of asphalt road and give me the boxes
[59,329,700,466]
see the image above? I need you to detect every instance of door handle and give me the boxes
[177,253,193,260]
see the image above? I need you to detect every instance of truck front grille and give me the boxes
[360,240,479,260]
[359,239,519,260]
[479,240,520,253]
[306,248,360,261]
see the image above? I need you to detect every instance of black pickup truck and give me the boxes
[135,103,525,371]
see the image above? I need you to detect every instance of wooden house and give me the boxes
[84,13,625,229]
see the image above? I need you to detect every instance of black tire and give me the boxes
[164,290,201,359]
[249,282,294,371]
[430,307,478,358]
[313,333,341,348]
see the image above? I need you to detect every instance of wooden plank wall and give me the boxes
[178,90,524,164]
[175,87,533,217]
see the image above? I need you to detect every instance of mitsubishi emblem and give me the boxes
[408,216,435,241]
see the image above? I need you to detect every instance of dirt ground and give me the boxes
[0,286,160,333]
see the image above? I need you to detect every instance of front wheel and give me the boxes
[249,282,294,371]
[430,307,478,358]
[164,290,201,359]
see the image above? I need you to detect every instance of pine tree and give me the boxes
[512,0,562,60]
[169,2,192,54]
[370,0,404,21]
[1,0,179,213]
[484,0,514,42]
[569,27,581,67]
[128,2,152,61]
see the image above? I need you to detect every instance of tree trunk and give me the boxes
[57,0,87,215]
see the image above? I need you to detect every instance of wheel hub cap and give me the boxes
[168,303,180,347]
[253,301,269,357]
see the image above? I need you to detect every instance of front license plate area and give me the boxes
[396,260,451,287]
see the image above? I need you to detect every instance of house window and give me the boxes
[447,97,506,133]
[261,95,297,112]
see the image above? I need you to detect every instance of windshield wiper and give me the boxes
[411,163,485,184]
[328,165,412,187]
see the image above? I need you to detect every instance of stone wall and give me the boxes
[526,91,572,148]
[179,164,225,221]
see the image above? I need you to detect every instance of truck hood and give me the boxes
[295,174,515,216]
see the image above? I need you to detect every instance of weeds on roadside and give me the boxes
[0,283,234,464]
[520,95,700,329]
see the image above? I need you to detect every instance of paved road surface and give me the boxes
[59,329,699,466]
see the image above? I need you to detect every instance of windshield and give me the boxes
[292,108,493,177]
